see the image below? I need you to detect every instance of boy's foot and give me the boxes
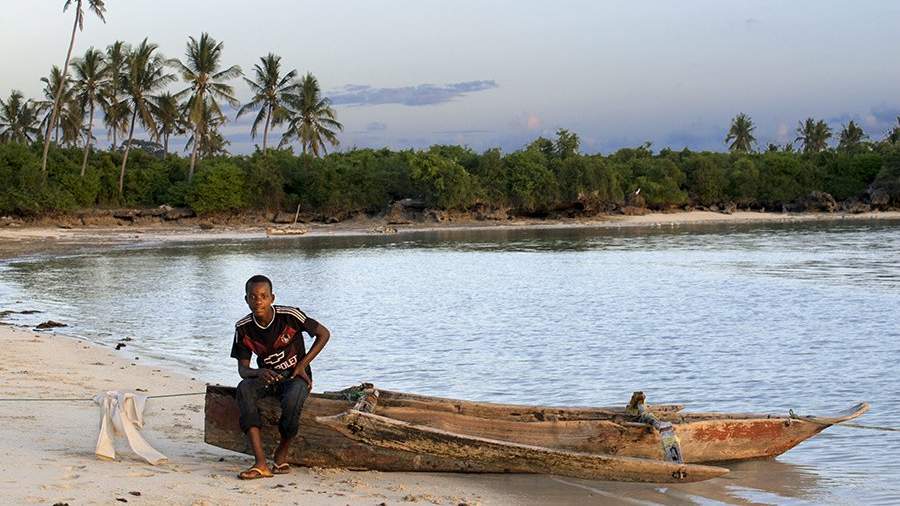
[238,466,273,480]
[273,440,292,474]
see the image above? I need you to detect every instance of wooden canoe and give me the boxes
[204,383,867,482]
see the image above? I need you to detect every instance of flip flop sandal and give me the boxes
[238,466,274,480]
[273,462,291,475]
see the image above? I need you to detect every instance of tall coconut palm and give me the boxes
[236,53,298,153]
[0,90,42,143]
[795,118,832,153]
[885,117,900,145]
[117,39,176,196]
[725,113,756,153]
[837,120,867,152]
[184,99,229,158]
[103,40,130,149]
[71,47,109,175]
[58,98,85,148]
[152,92,185,158]
[40,0,107,174]
[39,66,75,143]
[171,33,241,181]
[279,73,342,157]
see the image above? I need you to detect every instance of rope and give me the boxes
[788,409,900,433]
[0,391,205,402]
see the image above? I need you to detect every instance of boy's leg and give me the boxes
[235,378,272,474]
[274,377,311,466]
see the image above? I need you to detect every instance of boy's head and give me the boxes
[244,275,275,317]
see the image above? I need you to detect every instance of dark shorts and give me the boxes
[235,376,311,439]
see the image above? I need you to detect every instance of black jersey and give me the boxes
[230,305,320,376]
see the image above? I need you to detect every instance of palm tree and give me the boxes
[0,90,42,143]
[795,118,832,153]
[837,120,867,152]
[117,39,176,196]
[152,92,185,158]
[885,117,900,145]
[39,66,74,143]
[236,53,298,153]
[171,33,241,182]
[184,99,229,158]
[725,113,756,153]
[279,73,342,157]
[103,40,130,149]
[71,47,109,176]
[40,0,107,174]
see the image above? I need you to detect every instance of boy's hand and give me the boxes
[258,368,280,385]
[293,368,313,389]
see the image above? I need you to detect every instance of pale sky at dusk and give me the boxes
[2,1,899,154]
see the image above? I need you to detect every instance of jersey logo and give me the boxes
[275,327,297,349]
[263,351,285,365]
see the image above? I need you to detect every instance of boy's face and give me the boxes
[245,282,275,317]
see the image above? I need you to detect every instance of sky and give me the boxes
[2,0,899,155]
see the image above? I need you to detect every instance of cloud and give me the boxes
[366,121,387,131]
[870,106,900,125]
[327,80,498,106]
[745,18,761,26]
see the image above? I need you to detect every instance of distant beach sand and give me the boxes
[3,210,899,260]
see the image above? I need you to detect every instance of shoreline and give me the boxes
[2,209,900,261]
[0,325,567,505]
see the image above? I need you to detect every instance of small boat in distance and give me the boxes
[204,383,868,483]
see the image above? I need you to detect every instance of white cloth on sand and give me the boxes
[93,390,167,465]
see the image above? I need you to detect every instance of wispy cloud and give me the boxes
[327,80,498,106]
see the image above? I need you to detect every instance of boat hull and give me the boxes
[204,385,866,479]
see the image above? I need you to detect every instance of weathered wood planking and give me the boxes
[205,384,868,478]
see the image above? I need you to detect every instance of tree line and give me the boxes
[1,127,899,217]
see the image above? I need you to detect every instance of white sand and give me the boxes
[0,326,537,505]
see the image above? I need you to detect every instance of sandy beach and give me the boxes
[0,325,545,505]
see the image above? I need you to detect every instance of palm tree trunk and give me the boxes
[189,125,199,183]
[80,101,95,177]
[163,133,169,159]
[262,105,271,154]
[41,2,81,174]
[119,109,137,197]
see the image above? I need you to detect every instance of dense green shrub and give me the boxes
[504,149,559,213]
[873,148,900,204]
[823,152,882,201]
[684,154,726,206]
[187,159,247,213]
[409,151,476,210]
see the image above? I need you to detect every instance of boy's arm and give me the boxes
[237,358,280,383]
[293,321,330,385]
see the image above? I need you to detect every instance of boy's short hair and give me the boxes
[245,274,273,294]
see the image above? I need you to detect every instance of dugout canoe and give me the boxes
[204,383,868,482]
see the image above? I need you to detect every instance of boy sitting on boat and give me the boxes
[230,275,331,479]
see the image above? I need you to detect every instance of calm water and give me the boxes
[2,220,899,505]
